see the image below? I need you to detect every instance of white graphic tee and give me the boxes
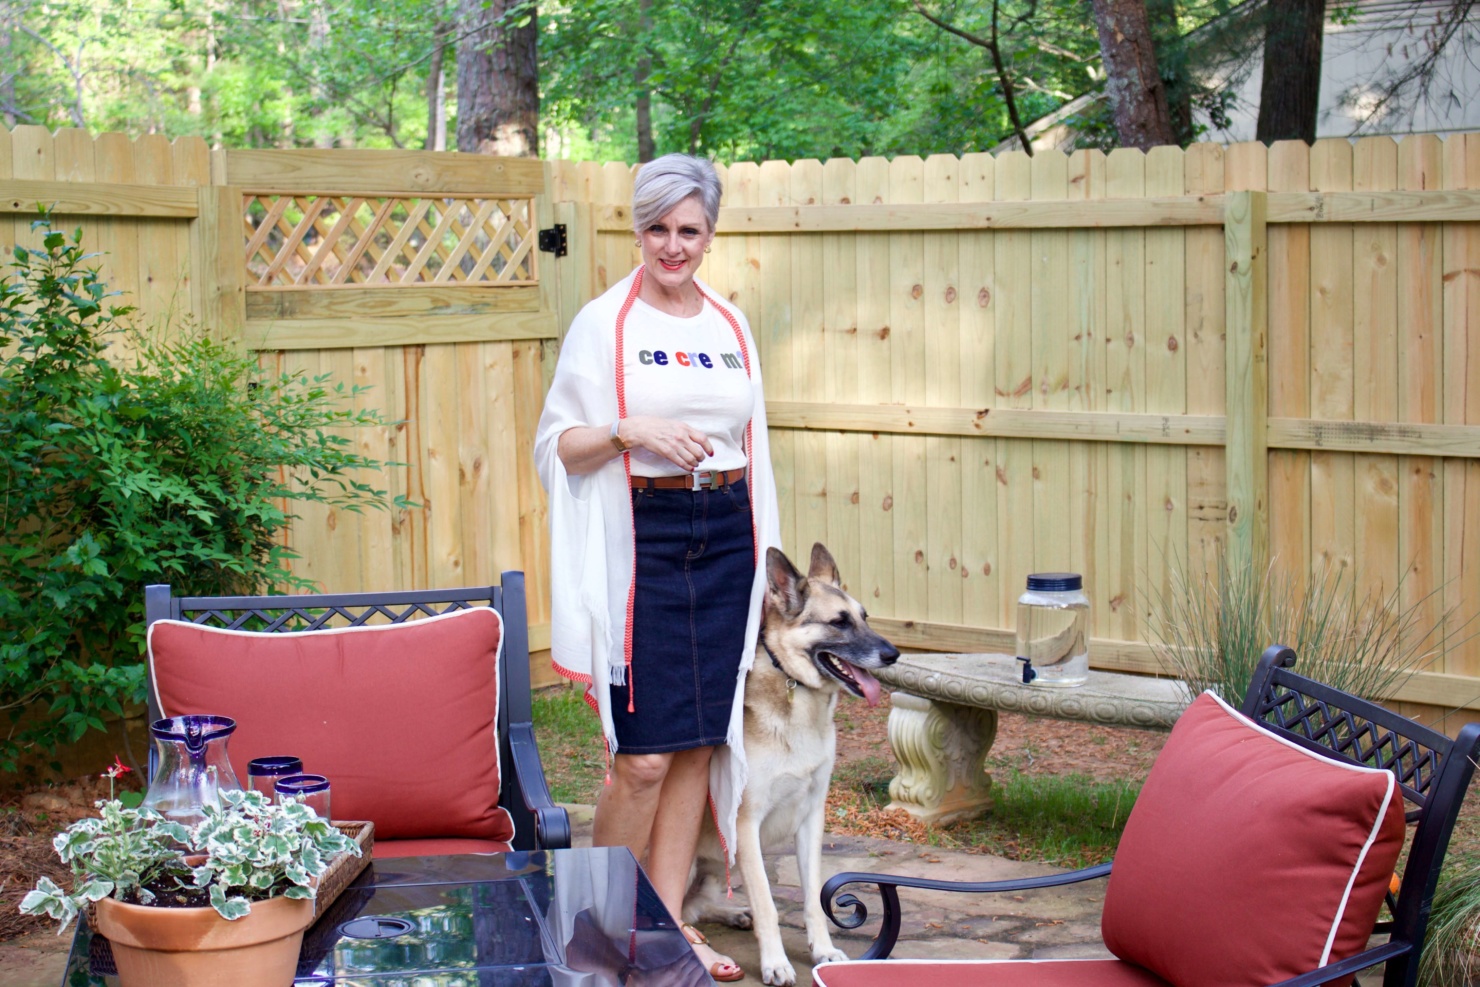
[622,298,754,477]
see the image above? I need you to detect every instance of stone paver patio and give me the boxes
[561,804,1110,984]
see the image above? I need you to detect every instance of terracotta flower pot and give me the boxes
[93,893,314,987]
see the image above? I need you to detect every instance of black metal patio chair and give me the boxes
[143,573,571,854]
[815,645,1480,987]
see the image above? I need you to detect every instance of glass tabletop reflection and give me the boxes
[61,845,714,987]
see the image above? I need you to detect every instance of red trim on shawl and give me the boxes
[550,662,593,686]
[549,663,609,782]
[707,793,733,895]
[614,270,645,713]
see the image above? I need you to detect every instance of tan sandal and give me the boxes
[680,923,744,982]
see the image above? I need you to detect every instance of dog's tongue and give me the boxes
[855,667,883,707]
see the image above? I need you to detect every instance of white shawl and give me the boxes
[534,267,782,865]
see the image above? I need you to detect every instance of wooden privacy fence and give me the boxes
[553,135,1480,724]
[8,123,1480,725]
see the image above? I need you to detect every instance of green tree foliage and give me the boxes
[5,0,1236,158]
[542,0,929,161]
[3,0,442,147]
[541,0,1129,161]
[4,0,1286,159]
[0,216,407,773]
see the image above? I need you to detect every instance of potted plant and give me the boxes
[21,780,358,987]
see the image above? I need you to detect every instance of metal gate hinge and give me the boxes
[538,224,567,257]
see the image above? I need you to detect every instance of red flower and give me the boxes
[102,755,132,780]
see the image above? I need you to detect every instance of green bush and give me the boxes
[0,215,407,774]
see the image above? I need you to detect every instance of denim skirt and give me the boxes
[609,477,755,754]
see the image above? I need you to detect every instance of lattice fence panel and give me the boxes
[242,194,537,288]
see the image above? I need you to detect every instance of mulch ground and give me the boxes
[834,692,1165,782]
[0,774,143,942]
[824,692,1168,846]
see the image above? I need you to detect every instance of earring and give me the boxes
[705,246,712,254]
[634,240,641,248]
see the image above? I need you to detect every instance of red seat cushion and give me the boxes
[373,837,512,859]
[812,959,1171,987]
[148,608,514,845]
[1100,692,1406,987]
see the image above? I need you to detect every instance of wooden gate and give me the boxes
[213,148,564,649]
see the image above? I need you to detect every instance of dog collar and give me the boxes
[763,640,785,672]
[763,642,799,701]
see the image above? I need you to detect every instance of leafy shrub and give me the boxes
[0,215,407,773]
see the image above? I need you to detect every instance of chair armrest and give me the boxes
[822,862,1113,959]
[1263,940,1411,987]
[508,722,572,849]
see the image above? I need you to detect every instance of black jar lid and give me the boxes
[1026,572,1082,592]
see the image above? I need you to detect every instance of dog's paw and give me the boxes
[761,957,797,986]
[687,902,752,928]
[812,946,849,965]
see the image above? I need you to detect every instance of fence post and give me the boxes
[193,184,246,345]
[1223,189,1269,567]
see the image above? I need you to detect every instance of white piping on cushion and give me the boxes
[1205,691,1398,966]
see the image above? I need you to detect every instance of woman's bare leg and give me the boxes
[592,752,672,860]
[644,746,739,978]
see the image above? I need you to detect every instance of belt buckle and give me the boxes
[691,470,719,491]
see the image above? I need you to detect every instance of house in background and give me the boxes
[1004,0,1480,153]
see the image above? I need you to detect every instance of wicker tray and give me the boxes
[314,820,374,918]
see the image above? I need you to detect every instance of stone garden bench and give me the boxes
[873,653,1188,824]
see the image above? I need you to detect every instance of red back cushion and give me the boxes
[1101,691,1405,987]
[148,608,513,844]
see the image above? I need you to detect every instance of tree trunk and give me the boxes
[1255,0,1324,144]
[634,0,654,162]
[425,22,450,151]
[456,0,539,157]
[1089,0,1176,150]
[1146,0,1193,146]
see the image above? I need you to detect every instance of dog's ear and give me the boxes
[766,547,808,617]
[807,542,842,587]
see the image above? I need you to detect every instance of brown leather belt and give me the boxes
[631,467,746,491]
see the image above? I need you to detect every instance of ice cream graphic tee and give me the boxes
[621,297,754,477]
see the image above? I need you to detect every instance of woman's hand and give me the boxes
[556,416,714,475]
[619,416,714,471]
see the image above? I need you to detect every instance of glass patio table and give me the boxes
[61,845,715,986]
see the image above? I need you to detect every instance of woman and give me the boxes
[535,153,781,983]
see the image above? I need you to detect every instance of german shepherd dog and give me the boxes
[685,543,900,985]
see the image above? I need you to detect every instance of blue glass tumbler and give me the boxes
[247,756,303,803]
[275,773,332,821]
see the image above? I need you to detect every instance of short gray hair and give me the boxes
[631,154,723,234]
